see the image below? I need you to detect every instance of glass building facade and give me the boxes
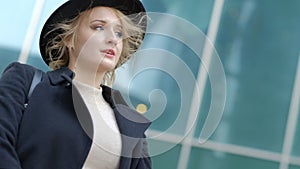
[0,0,300,169]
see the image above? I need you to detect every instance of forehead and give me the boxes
[83,6,122,25]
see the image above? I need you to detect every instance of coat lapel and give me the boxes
[101,85,151,138]
[102,85,151,169]
[48,68,151,168]
[48,67,151,138]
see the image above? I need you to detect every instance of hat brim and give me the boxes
[39,0,146,65]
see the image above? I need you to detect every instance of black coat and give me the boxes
[0,62,151,169]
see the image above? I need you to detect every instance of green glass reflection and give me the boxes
[292,109,300,156]
[290,165,300,169]
[143,0,214,30]
[148,139,181,169]
[194,0,300,153]
[27,54,49,72]
[188,147,279,169]
[0,48,19,73]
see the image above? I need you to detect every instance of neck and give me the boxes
[69,65,105,89]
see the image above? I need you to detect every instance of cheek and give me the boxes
[76,33,99,54]
[116,43,123,62]
[82,36,102,59]
[117,42,123,54]
[72,36,104,69]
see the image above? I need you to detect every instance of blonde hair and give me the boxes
[45,7,145,85]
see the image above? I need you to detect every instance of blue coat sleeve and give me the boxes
[0,62,35,168]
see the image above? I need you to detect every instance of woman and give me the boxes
[0,0,151,169]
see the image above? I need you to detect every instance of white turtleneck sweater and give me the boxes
[73,81,122,169]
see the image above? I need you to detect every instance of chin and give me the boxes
[97,64,116,72]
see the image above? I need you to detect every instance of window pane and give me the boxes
[290,165,300,169]
[148,139,182,169]
[195,0,300,152]
[0,0,37,69]
[292,108,300,156]
[188,147,279,169]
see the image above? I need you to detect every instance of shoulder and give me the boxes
[3,62,36,71]
[1,62,46,90]
[2,62,38,77]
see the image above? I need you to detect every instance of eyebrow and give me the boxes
[90,19,106,24]
[90,19,122,29]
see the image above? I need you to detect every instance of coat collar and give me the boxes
[47,66,74,85]
[47,67,151,138]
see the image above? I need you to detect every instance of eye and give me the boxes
[95,25,104,31]
[115,31,123,38]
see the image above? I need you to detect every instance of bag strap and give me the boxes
[24,70,43,108]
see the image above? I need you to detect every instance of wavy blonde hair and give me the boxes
[45,7,146,85]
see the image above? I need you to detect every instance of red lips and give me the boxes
[101,49,115,58]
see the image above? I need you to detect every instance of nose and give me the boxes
[105,31,118,46]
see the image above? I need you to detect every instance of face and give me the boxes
[69,7,123,74]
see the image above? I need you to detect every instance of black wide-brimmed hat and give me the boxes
[39,0,146,65]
